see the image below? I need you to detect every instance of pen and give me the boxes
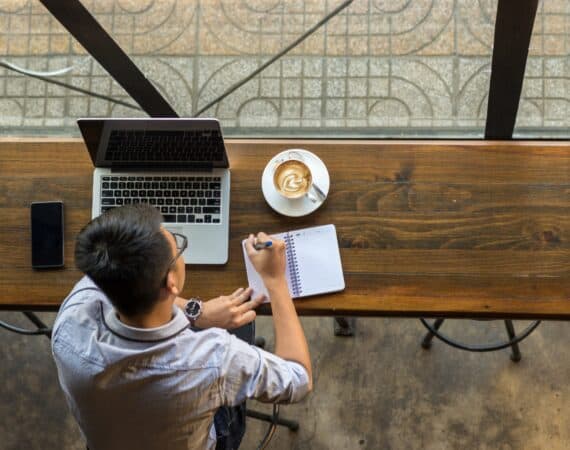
[254,240,272,251]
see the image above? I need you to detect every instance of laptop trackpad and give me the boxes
[163,224,228,265]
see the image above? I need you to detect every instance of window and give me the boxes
[1,1,565,138]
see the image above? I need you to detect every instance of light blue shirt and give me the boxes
[51,277,310,450]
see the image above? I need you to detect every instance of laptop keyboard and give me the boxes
[106,130,225,162]
[100,175,222,224]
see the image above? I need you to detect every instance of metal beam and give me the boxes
[485,0,538,139]
[39,0,178,117]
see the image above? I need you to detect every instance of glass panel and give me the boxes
[0,1,143,134]
[514,0,570,138]
[203,0,497,137]
[0,0,498,137]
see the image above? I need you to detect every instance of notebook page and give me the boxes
[290,224,345,297]
[242,232,294,302]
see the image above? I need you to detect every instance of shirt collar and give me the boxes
[101,301,190,342]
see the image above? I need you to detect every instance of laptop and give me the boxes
[77,118,230,265]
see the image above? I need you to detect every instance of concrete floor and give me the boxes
[1,311,568,450]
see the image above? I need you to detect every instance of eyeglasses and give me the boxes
[169,232,187,266]
[163,232,187,285]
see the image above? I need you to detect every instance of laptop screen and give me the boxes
[78,118,229,169]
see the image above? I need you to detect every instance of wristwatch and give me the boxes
[184,298,203,326]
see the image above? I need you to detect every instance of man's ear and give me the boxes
[165,270,180,297]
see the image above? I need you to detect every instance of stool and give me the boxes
[246,404,299,450]
[419,318,541,362]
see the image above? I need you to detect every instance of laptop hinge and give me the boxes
[109,163,214,172]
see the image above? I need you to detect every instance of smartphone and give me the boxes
[30,201,64,269]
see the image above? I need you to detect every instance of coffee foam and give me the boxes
[273,160,312,198]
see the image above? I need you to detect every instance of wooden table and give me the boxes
[1,138,569,319]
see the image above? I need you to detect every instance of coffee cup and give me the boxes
[272,150,326,203]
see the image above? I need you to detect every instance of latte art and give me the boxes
[273,160,312,198]
[280,170,309,192]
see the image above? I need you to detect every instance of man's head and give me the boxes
[75,205,186,317]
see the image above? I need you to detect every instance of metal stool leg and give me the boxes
[419,318,540,359]
[421,318,445,349]
[333,316,356,337]
[247,405,298,450]
[22,311,52,339]
[246,406,299,431]
[504,320,522,362]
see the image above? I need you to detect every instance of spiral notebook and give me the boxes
[242,224,345,301]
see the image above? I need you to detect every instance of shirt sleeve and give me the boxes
[219,332,311,406]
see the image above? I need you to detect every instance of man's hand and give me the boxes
[245,232,287,288]
[193,287,265,330]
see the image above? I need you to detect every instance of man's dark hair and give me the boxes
[75,205,173,317]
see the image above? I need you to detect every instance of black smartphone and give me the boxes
[30,201,64,269]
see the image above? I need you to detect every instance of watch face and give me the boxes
[186,300,201,318]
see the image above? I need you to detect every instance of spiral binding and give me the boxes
[284,233,302,297]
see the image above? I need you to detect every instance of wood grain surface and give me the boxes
[1,138,569,319]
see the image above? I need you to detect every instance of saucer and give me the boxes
[262,149,330,217]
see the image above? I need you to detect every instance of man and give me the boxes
[51,204,312,450]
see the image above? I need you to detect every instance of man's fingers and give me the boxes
[256,232,270,242]
[231,287,252,304]
[230,287,245,298]
[236,310,256,327]
[236,294,264,313]
[245,232,279,257]
[253,294,266,303]
[244,234,257,257]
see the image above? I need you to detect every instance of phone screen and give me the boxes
[31,202,64,269]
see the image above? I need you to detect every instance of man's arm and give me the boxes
[173,231,312,391]
[174,288,264,330]
[245,232,313,391]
